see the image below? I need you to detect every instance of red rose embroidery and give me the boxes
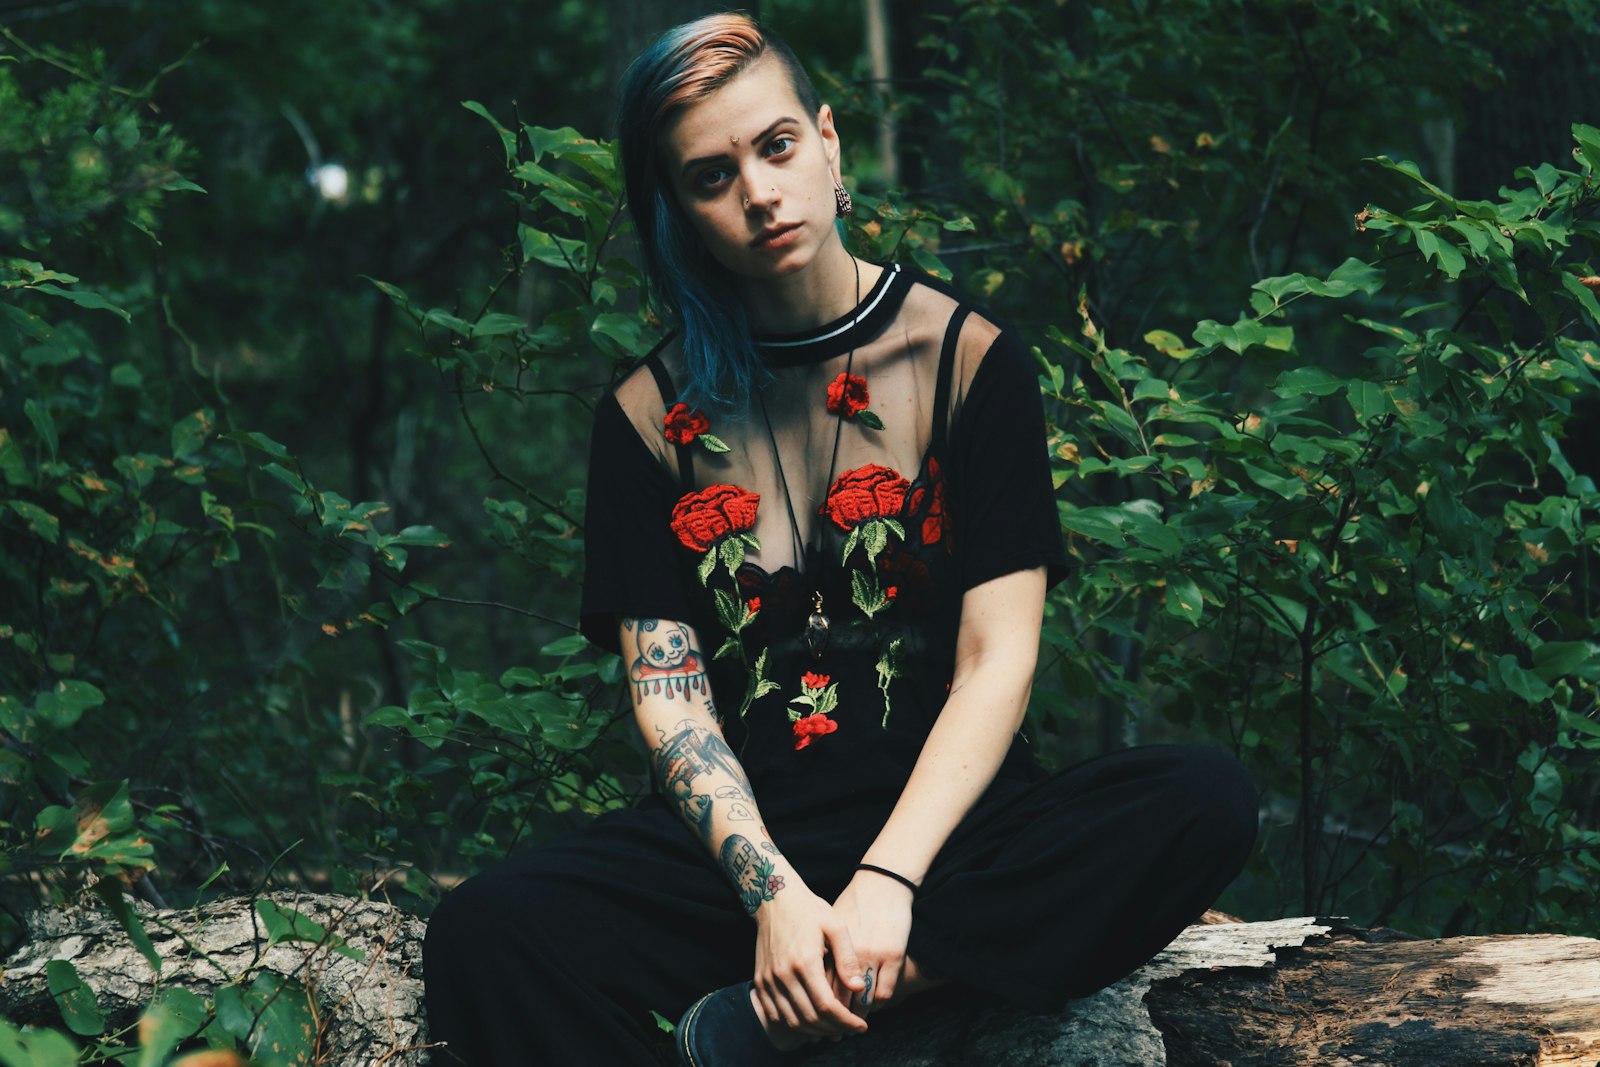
[662,403,711,446]
[802,671,831,690]
[670,484,760,553]
[746,597,761,616]
[905,456,947,545]
[825,373,870,419]
[821,464,911,531]
[885,585,898,601]
[792,713,839,750]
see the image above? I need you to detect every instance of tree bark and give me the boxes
[4,898,1597,1066]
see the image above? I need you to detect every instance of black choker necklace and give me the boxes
[755,255,863,661]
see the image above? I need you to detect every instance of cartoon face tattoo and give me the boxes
[629,619,709,701]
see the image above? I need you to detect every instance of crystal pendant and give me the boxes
[804,592,830,661]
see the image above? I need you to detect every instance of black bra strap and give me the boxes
[932,306,971,453]
[643,352,694,491]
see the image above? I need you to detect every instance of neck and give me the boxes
[733,236,882,335]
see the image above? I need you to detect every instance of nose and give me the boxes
[742,172,778,213]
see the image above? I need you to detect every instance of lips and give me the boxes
[752,222,802,248]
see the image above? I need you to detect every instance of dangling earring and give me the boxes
[833,177,853,218]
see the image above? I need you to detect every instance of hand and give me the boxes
[831,870,915,1016]
[751,886,869,1043]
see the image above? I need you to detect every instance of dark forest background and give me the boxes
[4,0,1600,1058]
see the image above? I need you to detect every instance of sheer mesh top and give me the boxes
[581,264,1066,805]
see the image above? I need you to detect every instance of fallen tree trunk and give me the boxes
[2,896,1596,1065]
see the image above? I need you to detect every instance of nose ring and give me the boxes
[743,196,750,208]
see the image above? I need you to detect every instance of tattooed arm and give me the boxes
[620,617,867,1039]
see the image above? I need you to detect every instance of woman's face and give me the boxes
[661,55,841,282]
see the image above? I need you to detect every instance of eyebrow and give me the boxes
[679,117,800,177]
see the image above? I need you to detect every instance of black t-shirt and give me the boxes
[580,264,1066,811]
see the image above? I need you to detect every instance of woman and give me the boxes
[423,13,1257,1065]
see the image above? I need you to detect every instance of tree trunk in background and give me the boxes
[1457,34,1600,485]
[1455,35,1598,202]
[889,0,954,197]
[864,0,897,188]
[603,0,709,119]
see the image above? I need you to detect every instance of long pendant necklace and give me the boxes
[756,256,861,662]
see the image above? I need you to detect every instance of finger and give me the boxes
[874,956,900,1005]
[797,959,867,1034]
[762,979,803,1032]
[754,983,782,1029]
[824,923,867,993]
[853,965,875,1017]
[782,969,823,1027]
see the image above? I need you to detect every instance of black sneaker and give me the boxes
[675,980,789,1067]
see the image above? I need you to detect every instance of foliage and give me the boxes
[1034,139,1600,932]
[1,0,1598,1058]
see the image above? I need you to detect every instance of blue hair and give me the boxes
[617,13,822,415]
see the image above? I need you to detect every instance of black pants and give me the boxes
[422,744,1257,1066]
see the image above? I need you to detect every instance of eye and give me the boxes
[697,166,732,189]
[765,135,795,157]
[649,646,666,662]
[670,634,684,649]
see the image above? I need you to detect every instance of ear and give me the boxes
[816,103,842,178]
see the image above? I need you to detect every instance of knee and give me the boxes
[423,872,511,980]
[1165,745,1259,862]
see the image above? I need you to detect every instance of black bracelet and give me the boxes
[856,863,919,895]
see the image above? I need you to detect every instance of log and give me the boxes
[1,894,429,1065]
[2,895,1597,1066]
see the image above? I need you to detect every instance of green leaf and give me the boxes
[1346,381,1395,424]
[7,500,60,544]
[255,899,364,960]
[591,312,643,353]
[24,400,57,463]
[1192,317,1293,355]
[1165,574,1204,624]
[540,633,588,657]
[1496,655,1555,704]
[33,681,105,730]
[699,433,730,453]
[1560,273,1600,329]
[1273,367,1345,398]
[387,525,452,549]
[472,312,525,337]
[518,224,586,271]
[28,283,131,322]
[1368,155,1458,208]
[1143,329,1196,360]
[0,429,26,486]
[1412,226,1466,279]
[1326,258,1386,296]
[91,878,160,973]
[220,430,290,459]
[47,959,104,1036]
[650,1010,677,1034]
[908,247,951,280]
[171,409,215,460]
[461,100,516,162]
[0,1019,79,1067]
[236,972,317,1067]
[1533,641,1600,683]
[135,988,208,1067]
[1062,507,1126,546]
[524,125,611,164]
[499,667,541,688]
[531,692,602,751]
